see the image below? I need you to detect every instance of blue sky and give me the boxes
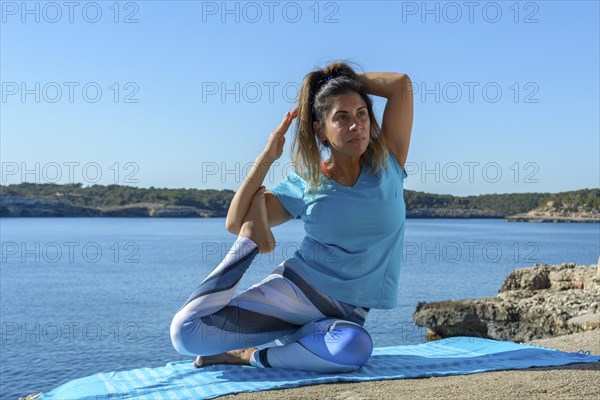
[1,0,598,196]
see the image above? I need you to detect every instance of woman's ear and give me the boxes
[313,121,326,142]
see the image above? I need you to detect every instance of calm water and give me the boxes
[1,218,598,399]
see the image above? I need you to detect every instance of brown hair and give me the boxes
[290,60,389,198]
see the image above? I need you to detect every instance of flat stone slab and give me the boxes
[567,313,600,330]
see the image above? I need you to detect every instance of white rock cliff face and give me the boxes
[505,201,599,222]
[413,263,600,341]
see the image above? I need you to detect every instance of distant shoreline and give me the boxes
[1,209,598,223]
[1,198,598,222]
[2,185,598,222]
[505,214,600,223]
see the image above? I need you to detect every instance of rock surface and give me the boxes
[505,200,599,222]
[3,194,598,221]
[0,196,101,217]
[406,209,506,218]
[0,196,224,217]
[413,262,600,342]
[505,213,599,222]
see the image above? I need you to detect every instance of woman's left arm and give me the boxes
[358,72,414,170]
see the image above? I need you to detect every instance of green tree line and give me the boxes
[1,183,598,214]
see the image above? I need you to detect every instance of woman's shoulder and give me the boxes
[384,147,408,180]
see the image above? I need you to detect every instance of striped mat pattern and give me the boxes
[41,337,599,400]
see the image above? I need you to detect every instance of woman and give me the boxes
[170,61,413,373]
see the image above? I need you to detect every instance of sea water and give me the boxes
[1,218,598,399]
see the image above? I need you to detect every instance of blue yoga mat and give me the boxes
[41,337,599,400]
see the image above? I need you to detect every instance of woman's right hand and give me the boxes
[262,108,298,162]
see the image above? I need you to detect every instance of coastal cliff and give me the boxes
[413,262,600,342]
[1,184,598,221]
[2,195,508,219]
[505,200,599,222]
[0,196,225,218]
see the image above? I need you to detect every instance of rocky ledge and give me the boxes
[505,212,599,223]
[505,200,599,223]
[2,195,597,221]
[0,196,224,218]
[406,209,506,218]
[413,262,600,342]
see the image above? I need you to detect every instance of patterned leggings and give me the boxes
[170,236,373,373]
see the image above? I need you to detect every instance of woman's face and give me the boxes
[315,91,371,159]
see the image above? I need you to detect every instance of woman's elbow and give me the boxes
[225,219,241,235]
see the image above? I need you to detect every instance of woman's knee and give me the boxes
[170,311,195,355]
[170,311,217,356]
[171,310,247,356]
[299,318,373,370]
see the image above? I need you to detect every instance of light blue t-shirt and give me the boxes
[269,148,407,309]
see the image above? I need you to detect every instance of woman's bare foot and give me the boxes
[194,347,256,368]
[239,186,275,254]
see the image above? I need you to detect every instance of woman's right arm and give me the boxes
[225,109,297,234]
[225,153,273,234]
